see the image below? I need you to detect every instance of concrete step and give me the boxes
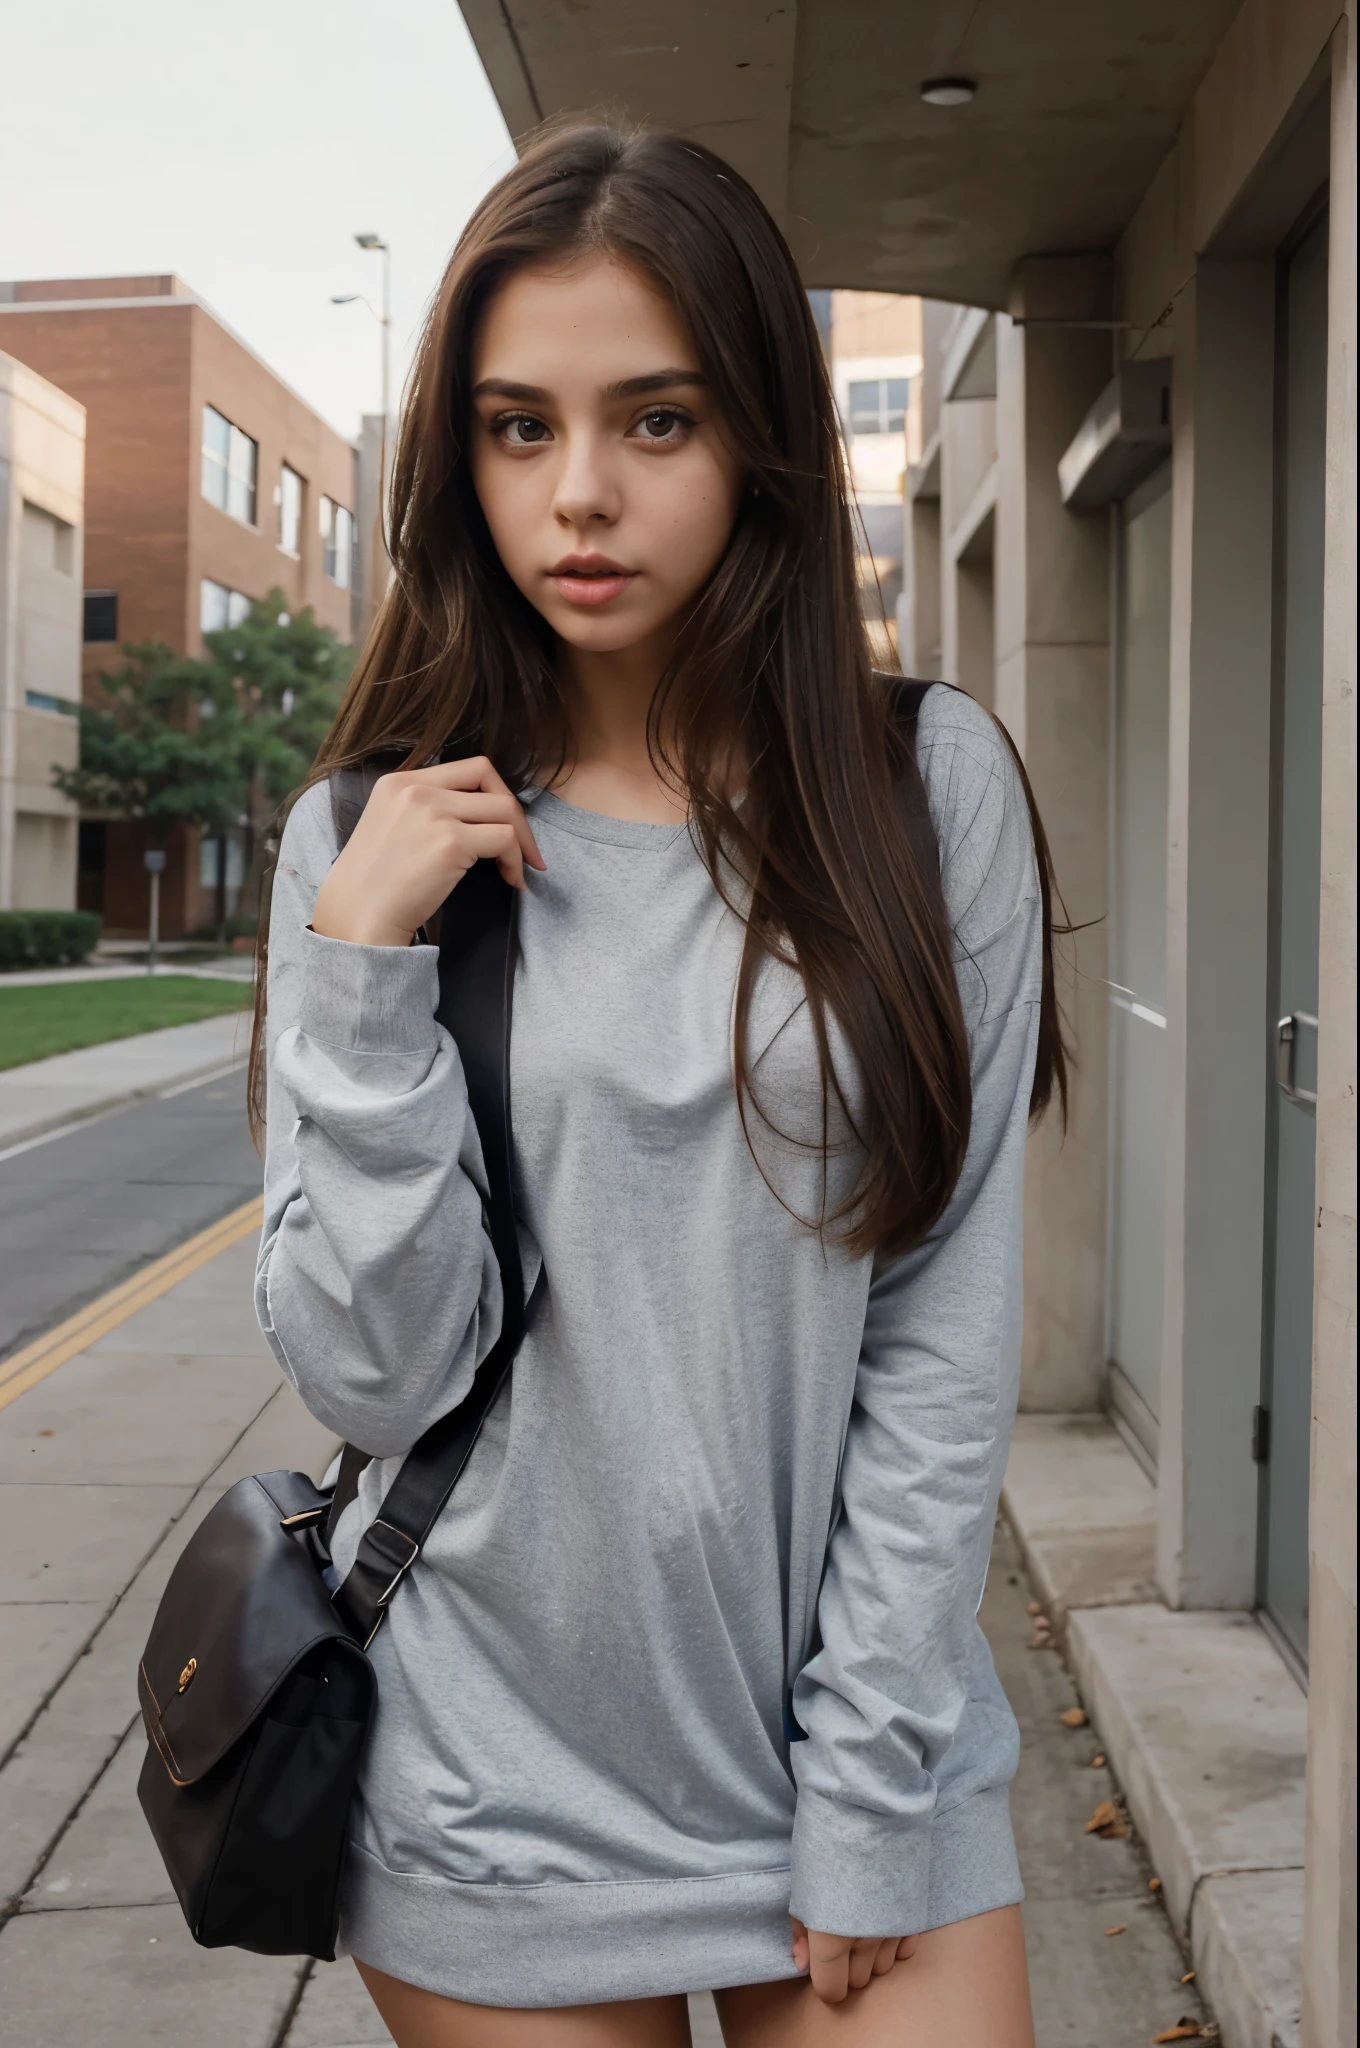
[1003,1412,1308,2048]
[1068,1604,1305,2048]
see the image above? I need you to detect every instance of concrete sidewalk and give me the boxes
[0,1011,251,1153]
[0,1227,1209,2045]
[1003,1415,1306,2048]
[1,954,254,989]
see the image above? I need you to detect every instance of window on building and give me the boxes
[83,589,118,642]
[320,496,354,588]
[278,464,304,555]
[199,831,246,891]
[25,690,71,714]
[201,405,258,526]
[200,579,252,633]
[21,502,75,574]
[847,378,910,435]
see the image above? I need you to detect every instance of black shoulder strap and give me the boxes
[323,762,537,1647]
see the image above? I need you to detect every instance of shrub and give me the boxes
[0,910,103,970]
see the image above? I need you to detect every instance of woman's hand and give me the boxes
[312,756,547,948]
[791,1919,920,2004]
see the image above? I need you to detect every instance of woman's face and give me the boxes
[469,255,744,661]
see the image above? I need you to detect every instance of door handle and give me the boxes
[1275,1011,1319,1107]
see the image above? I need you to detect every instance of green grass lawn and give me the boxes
[0,975,254,1071]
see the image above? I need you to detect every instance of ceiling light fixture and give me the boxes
[920,77,977,107]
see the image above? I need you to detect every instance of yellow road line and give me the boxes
[0,1195,264,1415]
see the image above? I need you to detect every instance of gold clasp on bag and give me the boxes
[177,1657,197,1694]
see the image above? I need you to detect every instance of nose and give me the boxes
[551,425,622,531]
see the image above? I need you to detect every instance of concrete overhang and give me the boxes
[1058,358,1172,507]
[941,309,996,402]
[458,0,1244,306]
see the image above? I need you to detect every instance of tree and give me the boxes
[200,591,354,925]
[53,590,352,933]
[52,641,251,846]
[201,589,353,811]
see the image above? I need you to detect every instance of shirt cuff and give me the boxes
[788,1782,1023,1937]
[788,1786,933,1937]
[296,925,441,1055]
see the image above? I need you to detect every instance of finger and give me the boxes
[810,1951,849,2004]
[807,1934,850,2006]
[436,791,547,872]
[846,1939,878,1992]
[447,822,527,888]
[414,754,512,794]
[871,1938,899,1976]
[406,774,547,874]
[428,790,546,870]
[789,1919,809,1972]
[896,1935,920,1962]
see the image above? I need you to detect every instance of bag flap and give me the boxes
[138,1471,369,1786]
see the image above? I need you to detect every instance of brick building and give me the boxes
[0,276,357,935]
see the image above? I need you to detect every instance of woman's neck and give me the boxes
[547,633,689,825]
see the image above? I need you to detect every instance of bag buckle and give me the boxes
[359,1519,419,1639]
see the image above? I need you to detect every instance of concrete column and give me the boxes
[901,487,941,677]
[939,393,996,695]
[1158,261,1277,1610]
[1302,12,1358,2043]
[993,310,1112,1412]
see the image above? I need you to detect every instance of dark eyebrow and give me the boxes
[471,378,549,402]
[601,370,709,401]
[470,369,709,405]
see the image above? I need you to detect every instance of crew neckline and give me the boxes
[524,787,691,851]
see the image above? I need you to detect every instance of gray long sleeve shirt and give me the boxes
[255,684,1040,2007]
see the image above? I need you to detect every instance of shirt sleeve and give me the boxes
[254,779,504,1458]
[788,690,1043,1937]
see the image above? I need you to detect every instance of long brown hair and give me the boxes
[250,118,1067,1258]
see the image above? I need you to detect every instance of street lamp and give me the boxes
[331,231,390,437]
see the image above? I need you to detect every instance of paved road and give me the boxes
[0,1068,262,1360]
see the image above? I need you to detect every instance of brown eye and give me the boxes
[501,414,550,445]
[636,408,687,441]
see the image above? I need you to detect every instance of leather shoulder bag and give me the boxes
[135,765,534,1962]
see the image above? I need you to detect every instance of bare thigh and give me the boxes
[354,1960,694,2048]
[713,1906,1035,2048]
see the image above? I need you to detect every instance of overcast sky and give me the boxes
[1,0,514,439]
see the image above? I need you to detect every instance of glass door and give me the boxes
[1259,208,1329,1674]
[1107,461,1172,1468]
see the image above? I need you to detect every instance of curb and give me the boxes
[0,1052,247,1158]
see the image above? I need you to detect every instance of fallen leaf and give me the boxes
[1059,1707,1087,1728]
[1104,1923,1127,1936]
[1149,1876,1162,1892]
[1092,1752,1107,1767]
[1084,1799,1129,1838]
[1180,1971,1196,1985]
[1027,1599,1041,1616]
[1151,2028,1202,2043]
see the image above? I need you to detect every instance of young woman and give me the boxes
[253,119,1063,2048]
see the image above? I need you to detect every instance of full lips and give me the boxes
[550,572,636,607]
